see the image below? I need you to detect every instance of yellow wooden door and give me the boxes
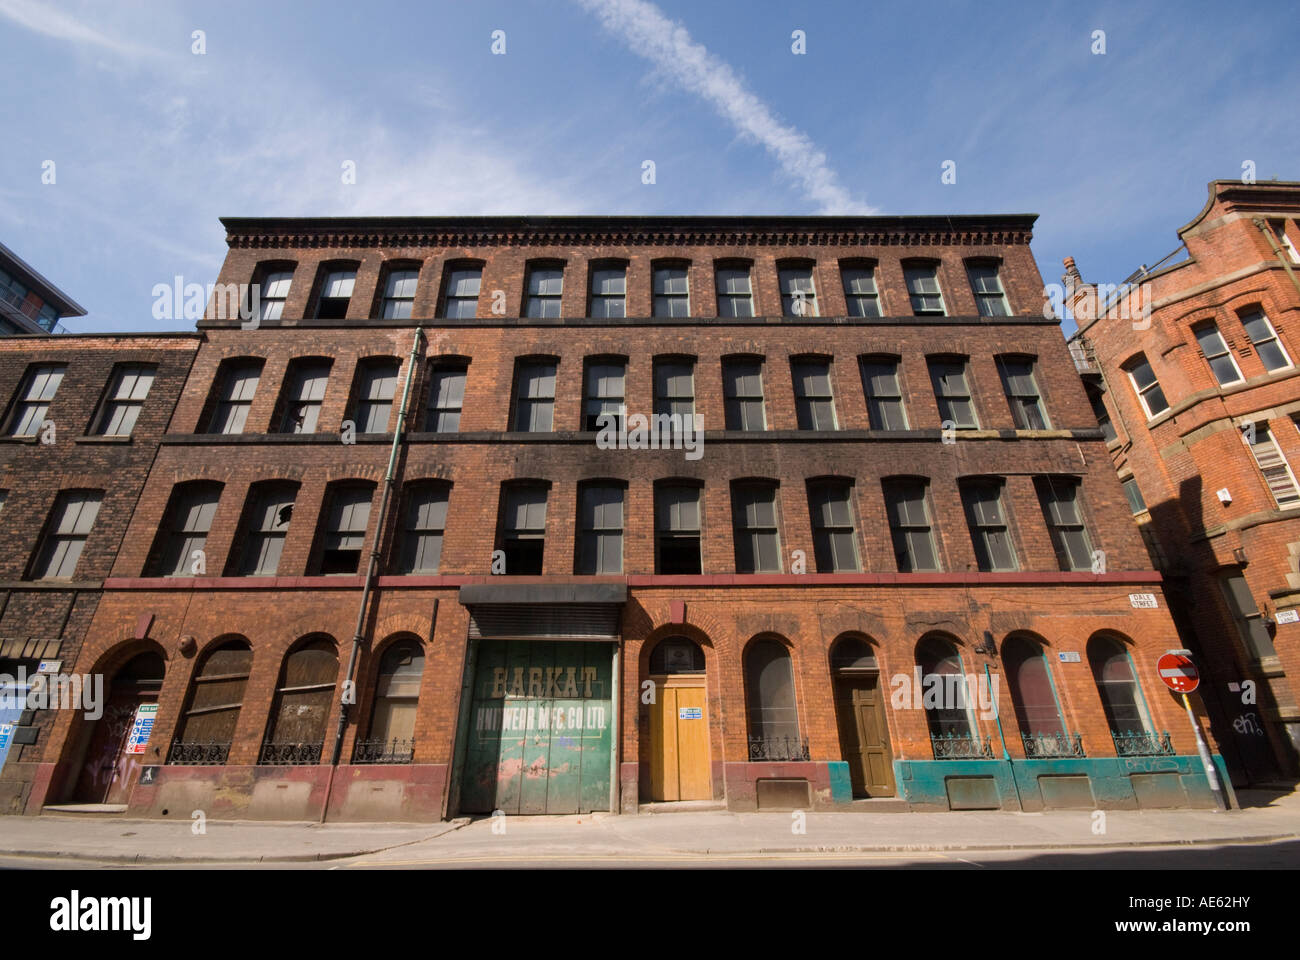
[649,680,711,801]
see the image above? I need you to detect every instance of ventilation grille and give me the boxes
[468,604,621,640]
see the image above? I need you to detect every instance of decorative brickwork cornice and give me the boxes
[221,216,1036,250]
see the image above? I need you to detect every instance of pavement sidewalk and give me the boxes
[2,788,1298,865]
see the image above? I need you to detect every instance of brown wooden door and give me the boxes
[648,679,711,801]
[834,674,896,797]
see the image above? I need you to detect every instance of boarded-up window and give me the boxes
[238,483,295,576]
[320,485,372,575]
[397,484,449,574]
[364,640,424,760]
[732,482,781,573]
[262,638,337,762]
[151,483,221,577]
[170,640,252,762]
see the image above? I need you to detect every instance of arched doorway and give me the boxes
[71,651,164,804]
[646,636,710,802]
[830,636,895,797]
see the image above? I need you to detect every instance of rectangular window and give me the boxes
[380,269,418,319]
[1270,219,1300,264]
[1221,572,1279,660]
[398,486,449,574]
[1086,386,1117,443]
[860,357,908,430]
[589,266,626,318]
[929,358,978,428]
[442,267,482,319]
[209,362,260,435]
[354,360,399,433]
[584,360,626,431]
[808,481,860,572]
[1193,322,1243,386]
[904,265,945,315]
[279,360,330,434]
[257,270,292,322]
[967,263,1011,317]
[8,364,64,437]
[779,266,818,317]
[723,359,766,430]
[239,487,295,576]
[1243,424,1300,508]
[732,483,781,573]
[155,486,220,577]
[654,360,695,426]
[1120,476,1147,514]
[791,359,837,430]
[31,492,101,580]
[716,266,754,317]
[1126,356,1169,419]
[501,486,547,574]
[427,363,467,432]
[884,480,939,572]
[1241,310,1291,372]
[961,480,1017,571]
[1037,478,1094,571]
[525,265,563,318]
[512,361,556,431]
[95,364,155,437]
[656,484,701,574]
[841,264,881,317]
[653,265,690,318]
[315,269,356,319]
[997,357,1049,429]
[321,487,372,574]
[577,485,624,574]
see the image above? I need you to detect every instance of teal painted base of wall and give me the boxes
[827,761,852,804]
[895,754,1234,811]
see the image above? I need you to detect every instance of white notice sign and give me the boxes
[1129,593,1158,609]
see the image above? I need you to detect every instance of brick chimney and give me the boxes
[1062,256,1095,322]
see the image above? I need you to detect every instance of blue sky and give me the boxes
[1,0,1296,333]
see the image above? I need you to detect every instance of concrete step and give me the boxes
[42,804,129,815]
[639,800,728,814]
[846,797,911,813]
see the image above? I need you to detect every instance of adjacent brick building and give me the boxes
[1067,179,1300,785]
[0,333,200,811]
[11,214,1229,820]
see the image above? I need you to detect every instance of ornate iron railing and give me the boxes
[1021,731,1085,758]
[166,740,232,765]
[258,740,323,765]
[352,737,415,764]
[1111,730,1174,757]
[747,736,810,762]
[930,731,994,759]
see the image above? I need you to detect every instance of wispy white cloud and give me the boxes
[0,0,164,61]
[574,0,873,214]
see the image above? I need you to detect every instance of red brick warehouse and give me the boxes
[6,214,1230,820]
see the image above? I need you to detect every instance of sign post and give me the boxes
[1156,653,1226,810]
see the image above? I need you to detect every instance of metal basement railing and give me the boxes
[1021,731,1086,758]
[1111,730,1175,757]
[351,738,415,764]
[930,732,994,759]
[747,736,810,762]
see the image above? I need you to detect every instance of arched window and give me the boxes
[917,635,987,757]
[1088,635,1163,755]
[356,639,424,763]
[648,636,704,674]
[260,637,337,764]
[1002,635,1076,756]
[168,638,251,764]
[744,638,805,760]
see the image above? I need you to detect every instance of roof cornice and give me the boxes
[220,215,1037,250]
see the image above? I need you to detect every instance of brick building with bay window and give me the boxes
[1068,179,1300,786]
[5,214,1229,820]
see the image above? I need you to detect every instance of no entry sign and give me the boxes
[1157,653,1199,694]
